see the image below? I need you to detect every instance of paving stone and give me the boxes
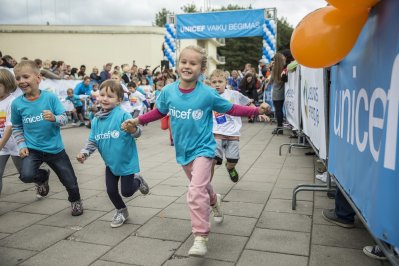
[0,182,34,196]
[233,181,274,192]
[101,236,180,266]
[20,240,110,266]
[312,224,374,249]
[149,184,187,197]
[16,198,69,215]
[101,206,161,225]
[275,179,316,189]
[257,211,312,233]
[0,211,47,233]
[0,190,40,204]
[0,224,74,251]
[70,220,139,246]
[271,187,314,201]
[158,202,190,220]
[309,245,381,266]
[211,215,257,236]
[176,233,247,262]
[136,216,192,241]
[265,198,313,216]
[80,195,116,212]
[38,209,106,228]
[237,250,308,266]
[0,201,25,215]
[0,246,37,266]
[161,177,189,186]
[246,228,310,256]
[91,260,134,266]
[241,172,279,183]
[224,189,269,204]
[313,196,335,209]
[164,257,234,266]
[129,194,178,208]
[222,201,264,218]
[49,188,102,201]
[0,232,9,239]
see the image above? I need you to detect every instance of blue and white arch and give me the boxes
[164,23,177,68]
[262,19,277,63]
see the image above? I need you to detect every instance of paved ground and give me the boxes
[0,122,389,265]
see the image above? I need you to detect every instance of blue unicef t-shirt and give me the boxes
[65,95,83,107]
[11,90,66,153]
[89,106,140,176]
[156,81,233,165]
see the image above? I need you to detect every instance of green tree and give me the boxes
[181,4,198,13]
[155,8,172,27]
[277,17,293,50]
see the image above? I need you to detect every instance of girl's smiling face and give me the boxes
[99,87,121,111]
[178,49,204,85]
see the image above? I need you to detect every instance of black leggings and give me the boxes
[273,100,284,127]
[105,167,140,209]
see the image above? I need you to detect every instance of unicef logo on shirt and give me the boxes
[192,109,203,120]
[111,130,119,138]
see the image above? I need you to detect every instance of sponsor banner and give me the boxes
[285,66,301,130]
[300,67,327,159]
[176,9,264,39]
[328,0,399,247]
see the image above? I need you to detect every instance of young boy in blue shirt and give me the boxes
[11,60,83,216]
[65,88,85,126]
[77,79,149,228]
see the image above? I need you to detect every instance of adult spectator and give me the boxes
[70,68,79,80]
[90,67,101,84]
[53,61,66,78]
[99,63,112,83]
[36,59,60,80]
[258,59,270,79]
[77,65,86,79]
[239,73,258,123]
[121,64,131,84]
[74,76,92,96]
[1,55,16,68]
[227,70,241,91]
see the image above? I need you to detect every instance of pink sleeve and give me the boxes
[138,108,166,125]
[226,104,259,117]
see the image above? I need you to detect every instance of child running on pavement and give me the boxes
[122,45,270,257]
[209,69,270,182]
[65,88,85,126]
[77,79,149,228]
[0,69,21,195]
[11,60,83,216]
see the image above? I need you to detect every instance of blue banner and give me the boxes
[328,0,399,247]
[176,9,264,39]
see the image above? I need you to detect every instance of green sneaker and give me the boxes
[225,163,239,183]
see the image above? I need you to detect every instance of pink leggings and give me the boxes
[182,156,217,236]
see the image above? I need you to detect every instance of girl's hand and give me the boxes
[258,114,271,122]
[43,110,56,122]
[19,148,29,158]
[76,153,86,163]
[121,118,139,131]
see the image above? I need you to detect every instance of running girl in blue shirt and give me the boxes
[77,79,149,228]
[122,45,270,257]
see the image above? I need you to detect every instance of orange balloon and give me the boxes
[327,0,379,10]
[290,6,368,68]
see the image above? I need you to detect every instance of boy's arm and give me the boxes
[54,112,68,126]
[80,139,98,158]
[0,125,12,150]
[12,123,27,150]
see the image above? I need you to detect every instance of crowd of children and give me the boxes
[1,49,273,258]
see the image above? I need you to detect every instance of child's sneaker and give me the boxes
[35,169,50,199]
[71,122,77,126]
[211,194,224,223]
[188,235,208,257]
[71,199,84,216]
[110,208,129,228]
[136,174,149,195]
[225,162,239,183]
[363,245,388,260]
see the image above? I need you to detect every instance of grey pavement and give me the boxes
[0,122,389,266]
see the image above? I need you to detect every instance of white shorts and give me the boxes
[214,139,240,164]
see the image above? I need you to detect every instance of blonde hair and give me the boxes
[14,60,40,75]
[210,69,227,80]
[179,45,208,70]
[0,69,17,93]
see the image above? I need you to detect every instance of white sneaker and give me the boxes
[212,194,224,223]
[110,208,129,228]
[188,236,208,257]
